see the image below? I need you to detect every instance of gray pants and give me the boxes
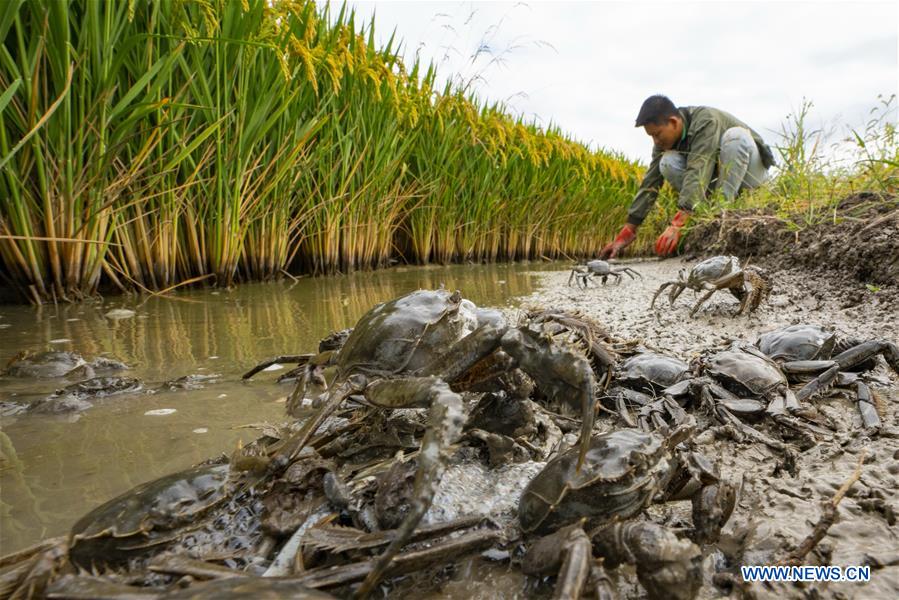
[660,127,768,201]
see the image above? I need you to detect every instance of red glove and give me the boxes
[599,223,637,259]
[655,210,690,256]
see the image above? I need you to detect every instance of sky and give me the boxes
[333,1,898,164]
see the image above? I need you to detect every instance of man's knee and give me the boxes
[659,150,686,189]
[720,127,754,154]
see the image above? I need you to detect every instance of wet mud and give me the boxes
[515,258,899,599]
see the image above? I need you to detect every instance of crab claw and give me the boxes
[498,328,597,472]
[593,521,702,600]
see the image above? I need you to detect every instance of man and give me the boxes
[600,95,775,258]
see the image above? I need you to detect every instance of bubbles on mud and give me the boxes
[424,460,545,527]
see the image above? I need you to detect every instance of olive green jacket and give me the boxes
[626,106,775,226]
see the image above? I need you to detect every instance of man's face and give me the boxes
[643,116,682,150]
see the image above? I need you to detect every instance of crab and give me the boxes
[755,324,899,430]
[67,464,236,569]
[245,289,613,598]
[604,352,690,427]
[650,255,770,317]
[0,463,251,598]
[3,350,127,379]
[664,344,827,458]
[568,259,642,288]
[27,376,143,413]
[518,425,735,599]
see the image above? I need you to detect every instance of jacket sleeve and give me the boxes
[677,115,723,212]
[626,147,664,226]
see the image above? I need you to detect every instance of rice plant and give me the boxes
[1,0,643,304]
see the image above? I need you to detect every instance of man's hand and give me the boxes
[599,223,638,259]
[654,210,690,256]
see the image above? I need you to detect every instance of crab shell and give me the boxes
[4,351,87,378]
[334,289,479,376]
[584,260,613,275]
[756,325,836,362]
[703,349,787,397]
[69,464,231,568]
[618,353,689,393]
[686,256,740,287]
[518,429,674,534]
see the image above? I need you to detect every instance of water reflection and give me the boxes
[0,262,549,554]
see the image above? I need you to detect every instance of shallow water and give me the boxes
[0,263,550,554]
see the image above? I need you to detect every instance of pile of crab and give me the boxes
[3,289,897,600]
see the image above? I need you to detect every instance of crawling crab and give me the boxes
[518,425,735,599]
[568,259,642,288]
[651,256,770,317]
[245,289,614,597]
[755,324,899,429]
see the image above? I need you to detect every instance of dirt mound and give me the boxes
[683,192,899,287]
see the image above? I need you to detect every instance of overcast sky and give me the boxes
[334,1,898,164]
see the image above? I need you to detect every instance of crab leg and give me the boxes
[568,268,583,287]
[591,521,701,600]
[691,481,737,544]
[651,281,679,308]
[553,528,593,600]
[739,267,769,314]
[299,529,497,590]
[523,522,593,600]
[242,354,313,380]
[616,395,637,427]
[833,340,899,374]
[689,271,743,317]
[781,359,838,376]
[699,384,792,454]
[855,381,882,430]
[616,267,643,280]
[605,387,651,427]
[276,376,365,463]
[696,267,768,317]
[355,378,465,598]
[668,281,689,305]
[590,561,616,600]
[500,328,596,471]
[420,324,504,381]
[794,340,899,402]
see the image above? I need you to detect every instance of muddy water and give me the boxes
[0,263,549,555]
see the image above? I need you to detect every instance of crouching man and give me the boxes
[601,95,775,258]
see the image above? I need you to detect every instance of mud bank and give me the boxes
[515,259,899,599]
[682,194,899,288]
